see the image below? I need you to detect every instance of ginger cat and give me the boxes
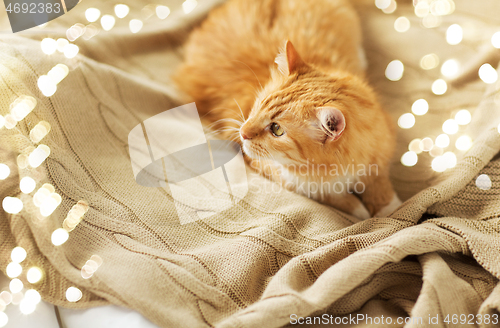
[174,0,401,219]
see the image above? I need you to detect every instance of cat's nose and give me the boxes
[240,127,252,140]
[240,130,251,140]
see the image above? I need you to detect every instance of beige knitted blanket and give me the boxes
[1,0,499,327]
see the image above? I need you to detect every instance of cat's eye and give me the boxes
[270,123,285,137]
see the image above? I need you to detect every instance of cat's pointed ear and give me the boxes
[275,40,306,75]
[316,107,346,142]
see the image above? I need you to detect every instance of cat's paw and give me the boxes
[374,194,402,218]
[352,203,371,220]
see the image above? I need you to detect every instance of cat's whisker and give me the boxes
[233,98,247,123]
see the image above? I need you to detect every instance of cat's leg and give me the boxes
[374,193,402,218]
[324,193,370,220]
[357,173,401,217]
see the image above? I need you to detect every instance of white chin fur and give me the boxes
[352,203,371,220]
[374,194,402,218]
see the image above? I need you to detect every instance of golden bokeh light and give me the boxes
[446,24,463,45]
[394,16,411,33]
[129,19,143,33]
[442,119,459,134]
[115,4,130,18]
[455,135,472,151]
[66,287,82,302]
[478,64,498,84]
[398,113,415,129]
[385,60,404,81]
[411,99,429,115]
[401,151,418,167]
[85,8,101,23]
[0,163,10,180]
[431,79,447,95]
[440,59,459,78]
[420,53,439,70]
[454,109,471,125]
[183,0,198,14]
[27,267,43,284]
[2,197,23,214]
[51,229,69,246]
[476,174,492,190]
[156,5,170,19]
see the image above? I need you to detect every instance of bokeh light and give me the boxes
[101,15,116,31]
[492,31,500,48]
[2,197,23,214]
[446,24,463,45]
[435,134,450,148]
[51,228,69,246]
[30,121,51,143]
[455,135,472,151]
[443,151,457,169]
[385,60,404,81]
[394,17,410,33]
[432,79,447,95]
[20,177,36,194]
[455,109,471,125]
[37,75,57,97]
[24,290,41,305]
[48,64,69,84]
[66,287,82,302]
[27,267,43,284]
[409,138,423,154]
[40,38,57,55]
[442,119,459,134]
[63,44,79,59]
[9,279,23,294]
[129,19,143,33]
[6,263,22,278]
[156,5,170,19]
[476,174,492,190]
[411,99,429,115]
[11,247,27,263]
[429,145,444,157]
[19,299,36,315]
[114,4,130,18]
[28,145,50,168]
[0,312,7,327]
[85,8,101,22]
[419,137,434,151]
[382,0,397,13]
[422,14,442,28]
[375,0,391,9]
[0,163,10,180]
[401,151,418,167]
[398,113,415,129]
[478,64,498,84]
[441,59,459,78]
[414,1,430,17]
[182,0,198,14]
[56,38,69,52]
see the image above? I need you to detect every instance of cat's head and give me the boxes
[240,41,377,168]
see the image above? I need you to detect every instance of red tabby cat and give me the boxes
[174,0,401,219]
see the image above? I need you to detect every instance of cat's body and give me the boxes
[175,0,400,219]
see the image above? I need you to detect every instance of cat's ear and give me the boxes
[316,107,346,142]
[275,40,306,75]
